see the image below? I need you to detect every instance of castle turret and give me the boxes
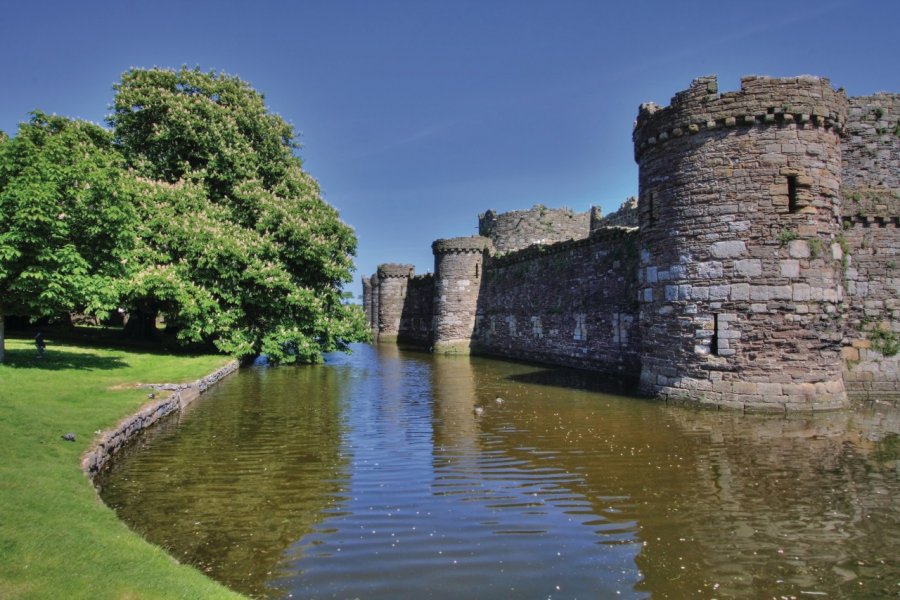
[369,274,380,337]
[362,275,373,332]
[376,263,414,342]
[431,236,492,354]
[634,75,849,411]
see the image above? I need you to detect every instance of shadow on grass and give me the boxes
[3,348,128,371]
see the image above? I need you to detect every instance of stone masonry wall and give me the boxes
[474,228,641,377]
[840,93,900,396]
[635,75,849,411]
[398,274,434,346]
[432,236,492,353]
[369,274,380,336]
[362,276,373,332]
[377,263,414,342]
[842,94,900,191]
[479,205,591,253]
[591,197,639,230]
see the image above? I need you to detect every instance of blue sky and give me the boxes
[2,0,897,297]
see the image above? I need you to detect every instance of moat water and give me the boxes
[98,344,900,599]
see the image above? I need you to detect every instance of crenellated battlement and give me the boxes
[634,75,848,160]
[432,236,493,255]
[377,263,415,278]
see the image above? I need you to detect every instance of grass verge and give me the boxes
[0,335,245,599]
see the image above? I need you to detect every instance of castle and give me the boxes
[363,75,899,412]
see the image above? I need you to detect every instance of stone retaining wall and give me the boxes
[82,360,240,479]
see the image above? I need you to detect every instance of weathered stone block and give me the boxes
[788,240,811,259]
[734,259,762,277]
[780,260,800,278]
[697,261,723,278]
[731,283,750,301]
[711,240,747,258]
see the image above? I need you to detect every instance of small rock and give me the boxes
[147,392,156,399]
[62,432,76,442]
[495,396,504,404]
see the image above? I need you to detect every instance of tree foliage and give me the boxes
[108,67,367,362]
[0,112,135,360]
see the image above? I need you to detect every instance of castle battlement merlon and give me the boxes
[633,75,849,160]
[432,236,493,255]
[377,263,415,278]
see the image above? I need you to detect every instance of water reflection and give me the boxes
[99,345,900,599]
[98,366,353,597]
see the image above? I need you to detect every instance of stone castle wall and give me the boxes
[478,205,591,253]
[398,274,434,346]
[843,94,900,191]
[362,75,899,411]
[473,228,641,377]
[840,93,900,396]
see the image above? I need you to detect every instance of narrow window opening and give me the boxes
[646,191,656,226]
[475,262,480,278]
[711,314,720,356]
[787,175,799,214]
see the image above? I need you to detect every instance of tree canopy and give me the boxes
[0,112,135,361]
[0,67,368,363]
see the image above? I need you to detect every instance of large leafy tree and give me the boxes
[0,113,135,361]
[110,67,367,362]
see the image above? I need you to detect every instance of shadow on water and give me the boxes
[505,364,639,396]
[2,348,127,371]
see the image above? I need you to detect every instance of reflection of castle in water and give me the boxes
[430,354,478,454]
[461,368,900,598]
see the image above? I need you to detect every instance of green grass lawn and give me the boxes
[0,335,245,599]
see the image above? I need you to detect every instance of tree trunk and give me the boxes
[0,310,5,363]
[122,307,159,340]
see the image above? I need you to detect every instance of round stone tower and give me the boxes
[431,236,493,354]
[369,274,380,337]
[376,263,414,343]
[362,275,373,332]
[633,75,849,411]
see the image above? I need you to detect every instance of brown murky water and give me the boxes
[98,344,900,599]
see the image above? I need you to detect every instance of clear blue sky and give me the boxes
[2,0,897,298]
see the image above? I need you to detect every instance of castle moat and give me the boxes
[98,344,900,599]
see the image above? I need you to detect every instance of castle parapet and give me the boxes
[432,236,493,255]
[634,75,848,161]
[377,263,415,278]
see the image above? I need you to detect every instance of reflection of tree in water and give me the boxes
[99,366,353,599]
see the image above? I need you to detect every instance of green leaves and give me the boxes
[1,68,368,364]
[0,112,136,320]
[110,67,368,362]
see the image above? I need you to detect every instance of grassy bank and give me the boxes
[0,336,245,599]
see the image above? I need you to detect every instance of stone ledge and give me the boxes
[81,359,240,480]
